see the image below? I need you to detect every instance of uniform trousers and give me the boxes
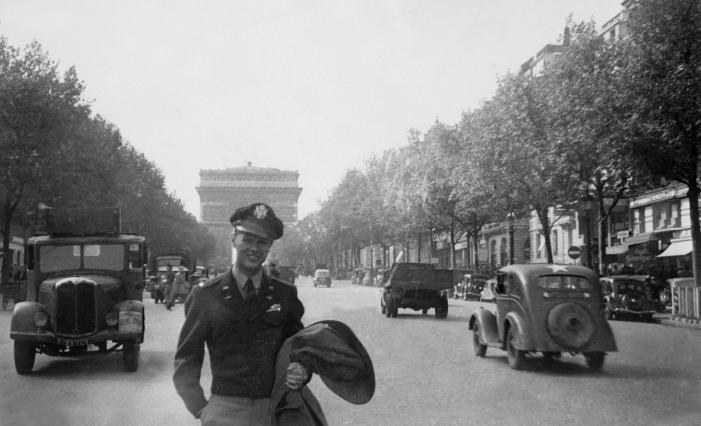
[200,394,271,426]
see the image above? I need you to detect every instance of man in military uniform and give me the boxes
[173,203,308,425]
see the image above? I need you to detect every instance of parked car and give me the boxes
[599,275,658,322]
[313,269,332,287]
[480,278,497,302]
[469,264,617,371]
[454,273,490,300]
[10,207,147,374]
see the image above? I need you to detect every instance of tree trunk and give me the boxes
[688,185,701,287]
[536,207,554,263]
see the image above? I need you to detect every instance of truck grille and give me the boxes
[56,279,97,336]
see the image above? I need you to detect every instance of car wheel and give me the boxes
[123,341,140,372]
[14,341,36,375]
[385,298,393,318]
[473,324,487,357]
[390,299,398,318]
[506,327,527,370]
[585,352,605,371]
[381,295,386,314]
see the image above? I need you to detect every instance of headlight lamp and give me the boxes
[34,311,49,327]
[105,310,119,327]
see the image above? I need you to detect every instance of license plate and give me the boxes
[119,311,143,333]
[56,337,89,347]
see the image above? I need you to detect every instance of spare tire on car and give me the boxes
[546,303,594,350]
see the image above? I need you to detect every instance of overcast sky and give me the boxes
[1,0,623,220]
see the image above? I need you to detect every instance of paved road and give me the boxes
[1,276,700,425]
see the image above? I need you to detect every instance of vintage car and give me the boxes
[454,273,490,301]
[10,208,147,374]
[313,269,332,287]
[599,275,657,322]
[380,263,452,319]
[469,264,617,371]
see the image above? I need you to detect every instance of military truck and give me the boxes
[10,207,147,374]
[380,263,452,319]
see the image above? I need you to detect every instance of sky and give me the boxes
[1,0,623,220]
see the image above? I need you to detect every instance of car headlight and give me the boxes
[34,311,49,328]
[105,310,119,327]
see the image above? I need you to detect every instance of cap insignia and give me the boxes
[254,204,268,219]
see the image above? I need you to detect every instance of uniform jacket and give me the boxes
[173,270,304,418]
[270,321,375,426]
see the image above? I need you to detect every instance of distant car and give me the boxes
[454,273,490,300]
[469,264,617,371]
[480,279,497,302]
[313,269,332,287]
[599,275,658,322]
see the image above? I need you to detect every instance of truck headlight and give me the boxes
[105,310,119,327]
[34,311,49,327]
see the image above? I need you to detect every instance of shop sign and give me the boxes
[625,245,655,265]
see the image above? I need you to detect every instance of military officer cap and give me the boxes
[230,203,284,240]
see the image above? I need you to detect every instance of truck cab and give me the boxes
[10,208,147,374]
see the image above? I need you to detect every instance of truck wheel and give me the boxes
[123,342,140,372]
[435,296,448,319]
[506,328,527,370]
[385,298,393,318]
[585,352,605,371]
[14,341,36,375]
[390,300,398,318]
[473,324,487,357]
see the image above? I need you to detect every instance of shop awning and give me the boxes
[624,233,654,245]
[606,244,628,255]
[657,240,693,258]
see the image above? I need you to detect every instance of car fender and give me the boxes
[469,307,499,346]
[503,311,534,351]
[11,301,46,334]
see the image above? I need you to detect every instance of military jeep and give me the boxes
[10,208,147,374]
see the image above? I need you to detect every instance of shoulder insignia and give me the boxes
[199,275,223,289]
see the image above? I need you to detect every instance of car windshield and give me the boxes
[538,275,592,290]
[39,244,125,273]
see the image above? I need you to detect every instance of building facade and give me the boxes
[196,163,302,267]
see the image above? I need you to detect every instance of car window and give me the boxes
[83,244,125,270]
[539,275,592,290]
[39,245,81,272]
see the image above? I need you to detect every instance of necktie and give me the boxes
[243,278,256,301]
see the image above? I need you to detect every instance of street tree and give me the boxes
[619,0,701,281]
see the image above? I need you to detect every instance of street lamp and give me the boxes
[580,195,594,268]
[506,212,516,264]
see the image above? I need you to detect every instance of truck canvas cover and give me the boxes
[387,263,453,291]
[43,207,121,235]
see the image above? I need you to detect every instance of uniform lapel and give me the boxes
[219,270,248,318]
[248,274,275,321]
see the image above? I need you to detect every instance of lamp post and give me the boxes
[580,195,594,268]
[507,212,516,265]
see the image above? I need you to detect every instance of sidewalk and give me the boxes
[655,309,701,330]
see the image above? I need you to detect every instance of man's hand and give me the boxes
[285,362,308,390]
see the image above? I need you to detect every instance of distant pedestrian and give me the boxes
[166,266,188,309]
[269,262,280,278]
[164,264,175,310]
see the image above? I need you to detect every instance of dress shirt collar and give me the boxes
[232,265,263,292]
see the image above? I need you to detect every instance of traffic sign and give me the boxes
[568,246,582,260]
